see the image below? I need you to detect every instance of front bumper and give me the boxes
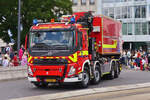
[28,76,82,83]
[64,77,81,82]
[28,63,82,83]
[28,77,37,82]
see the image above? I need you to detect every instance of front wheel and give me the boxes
[80,68,90,88]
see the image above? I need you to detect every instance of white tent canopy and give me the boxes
[0,39,6,47]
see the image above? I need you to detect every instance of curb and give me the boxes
[10,82,150,100]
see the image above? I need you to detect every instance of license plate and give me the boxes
[45,79,56,82]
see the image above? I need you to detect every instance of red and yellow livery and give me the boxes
[27,12,122,88]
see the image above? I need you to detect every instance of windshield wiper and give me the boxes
[32,43,49,50]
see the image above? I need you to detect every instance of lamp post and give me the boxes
[17,0,21,52]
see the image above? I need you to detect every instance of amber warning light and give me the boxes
[51,19,55,23]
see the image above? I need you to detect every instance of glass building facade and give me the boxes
[71,0,150,50]
[103,0,150,50]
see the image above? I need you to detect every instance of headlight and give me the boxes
[68,66,76,76]
[28,66,33,76]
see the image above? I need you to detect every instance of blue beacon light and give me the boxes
[70,16,75,24]
[33,19,38,25]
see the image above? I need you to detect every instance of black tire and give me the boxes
[58,82,64,87]
[110,68,115,79]
[33,82,48,88]
[114,62,119,78]
[80,67,90,88]
[91,65,101,84]
[110,62,115,79]
[114,69,119,78]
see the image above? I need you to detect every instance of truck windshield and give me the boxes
[30,30,75,50]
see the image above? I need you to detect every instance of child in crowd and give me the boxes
[2,56,9,67]
[13,53,19,66]
[21,52,27,66]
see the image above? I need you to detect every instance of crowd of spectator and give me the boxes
[0,44,27,67]
[1,44,150,71]
[121,48,150,71]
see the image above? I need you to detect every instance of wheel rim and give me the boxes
[111,62,115,78]
[111,70,115,77]
[94,70,100,82]
[116,67,118,74]
[83,72,89,85]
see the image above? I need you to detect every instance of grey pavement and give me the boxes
[58,87,150,100]
[0,69,149,100]
[10,81,150,100]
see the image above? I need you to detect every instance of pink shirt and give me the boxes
[19,48,23,61]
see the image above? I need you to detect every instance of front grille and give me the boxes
[33,59,68,65]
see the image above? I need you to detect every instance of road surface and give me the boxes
[0,69,150,100]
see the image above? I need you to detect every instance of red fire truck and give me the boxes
[27,12,122,88]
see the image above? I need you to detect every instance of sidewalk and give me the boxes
[0,66,27,81]
[10,82,150,100]
[59,87,150,100]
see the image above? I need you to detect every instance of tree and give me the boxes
[0,0,72,49]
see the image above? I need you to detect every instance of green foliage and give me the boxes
[0,0,72,49]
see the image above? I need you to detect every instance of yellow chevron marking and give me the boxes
[28,56,32,62]
[68,53,77,63]
[68,61,71,63]
[79,51,88,56]
[103,40,117,48]
[31,61,33,63]
[34,57,38,59]
[62,57,66,59]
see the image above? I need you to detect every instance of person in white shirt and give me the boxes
[127,50,131,66]
[2,57,9,67]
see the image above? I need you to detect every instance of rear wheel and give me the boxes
[110,61,115,79]
[114,62,119,78]
[80,67,90,88]
[91,65,101,84]
[110,68,115,79]
[33,82,48,88]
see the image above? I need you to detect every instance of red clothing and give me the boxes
[137,52,141,58]
[19,48,23,61]
[13,56,19,66]
[140,59,143,71]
